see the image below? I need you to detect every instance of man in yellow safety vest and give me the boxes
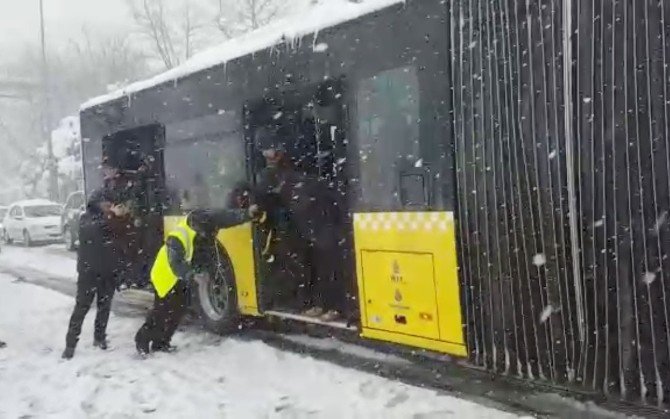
[135,207,258,355]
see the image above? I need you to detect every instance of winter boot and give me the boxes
[320,310,341,322]
[135,331,150,356]
[93,339,108,350]
[302,307,324,318]
[151,342,177,353]
[135,340,150,356]
[61,347,75,360]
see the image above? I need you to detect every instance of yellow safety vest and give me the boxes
[150,219,197,298]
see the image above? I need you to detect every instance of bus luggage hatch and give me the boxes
[360,251,440,340]
[354,212,467,357]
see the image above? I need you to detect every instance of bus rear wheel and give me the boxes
[192,245,240,335]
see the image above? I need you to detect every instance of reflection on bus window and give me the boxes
[164,134,245,213]
[356,66,420,211]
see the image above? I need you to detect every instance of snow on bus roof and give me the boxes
[81,0,405,111]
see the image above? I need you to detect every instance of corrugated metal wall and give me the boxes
[451,0,670,406]
[574,0,670,404]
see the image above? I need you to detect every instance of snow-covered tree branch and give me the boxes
[19,116,82,199]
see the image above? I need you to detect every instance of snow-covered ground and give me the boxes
[0,243,76,280]
[0,247,523,418]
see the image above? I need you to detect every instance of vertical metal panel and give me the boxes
[574,0,670,405]
[452,0,578,382]
[451,0,670,407]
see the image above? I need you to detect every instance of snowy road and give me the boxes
[0,246,523,418]
[0,244,76,280]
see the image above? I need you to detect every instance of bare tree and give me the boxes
[216,0,282,37]
[56,30,150,102]
[1,31,150,197]
[127,0,211,69]
[19,148,49,198]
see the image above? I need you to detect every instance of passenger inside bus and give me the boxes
[179,173,211,211]
[227,182,251,209]
[252,85,347,322]
[253,126,311,313]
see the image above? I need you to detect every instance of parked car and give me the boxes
[61,191,85,251]
[0,206,7,236]
[2,200,63,246]
[0,206,6,252]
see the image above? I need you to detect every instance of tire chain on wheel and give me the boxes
[193,242,239,335]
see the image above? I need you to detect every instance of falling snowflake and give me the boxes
[414,159,424,168]
[593,219,604,228]
[642,271,656,285]
[653,211,668,234]
[313,42,329,52]
[548,150,557,160]
[533,253,546,267]
[540,305,554,323]
[583,97,592,104]
[273,112,283,120]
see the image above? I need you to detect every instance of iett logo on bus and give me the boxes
[390,260,403,284]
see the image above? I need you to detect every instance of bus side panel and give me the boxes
[354,212,467,357]
[164,216,260,316]
[217,223,260,316]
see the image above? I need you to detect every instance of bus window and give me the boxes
[356,66,420,211]
[164,135,246,213]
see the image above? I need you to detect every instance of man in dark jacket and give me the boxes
[135,207,259,355]
[62,189,123,359]
[254,127,343,321]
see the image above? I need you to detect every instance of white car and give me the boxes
[2,200,63,246]
[0,206,7,235]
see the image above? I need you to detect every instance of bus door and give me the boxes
[246,94,307,315]
[309,80,358,323]
[102,124,166,288]
[248,80,355,326]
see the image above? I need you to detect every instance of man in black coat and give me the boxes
[254,127,343,321]
[62,189,124,359]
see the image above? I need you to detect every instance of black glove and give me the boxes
[248,204,263,220]
[181,271,195,283]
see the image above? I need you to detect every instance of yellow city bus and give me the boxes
[80,0,670,407]
[81,0,465,357]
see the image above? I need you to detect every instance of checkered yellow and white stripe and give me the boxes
[353,212,454,232]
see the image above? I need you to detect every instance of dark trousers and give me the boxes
[266,225,343,312]
[308,244,343,312]
[135,284,188,351]
[65,271,116,348]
